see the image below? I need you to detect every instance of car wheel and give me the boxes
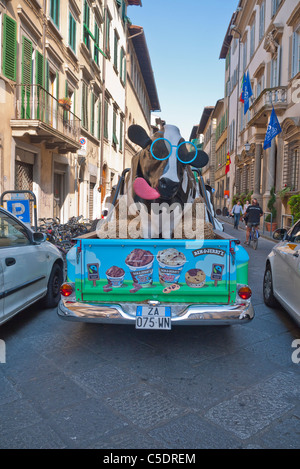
[42,263,63,308]
[263,264,278,308]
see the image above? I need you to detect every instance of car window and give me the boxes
[0,212,31,247]
[290,221,300,243]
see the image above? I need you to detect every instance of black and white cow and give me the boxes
[123,124,210,238]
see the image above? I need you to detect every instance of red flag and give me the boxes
[225,152,231,174]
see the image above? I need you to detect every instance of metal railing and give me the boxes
[262,211,275,237]
[14,84,81,142]
[281,214,294,230]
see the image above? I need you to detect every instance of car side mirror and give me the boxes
[33,232,47,244]
[273,228,287,241]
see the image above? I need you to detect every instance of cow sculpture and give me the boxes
[124,123,209,238]
[98,123,215,239]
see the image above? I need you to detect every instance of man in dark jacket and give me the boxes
[243,198,263,244]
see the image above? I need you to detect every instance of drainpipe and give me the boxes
[99,0,108,215]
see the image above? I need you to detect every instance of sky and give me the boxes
[127,0,238,141]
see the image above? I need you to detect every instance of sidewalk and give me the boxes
[217,215,277,243]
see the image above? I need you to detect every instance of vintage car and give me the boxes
[0,207,64,325]
[263,219,300,325]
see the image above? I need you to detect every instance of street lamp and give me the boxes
[245,141,251,152]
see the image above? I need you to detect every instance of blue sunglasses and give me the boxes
[150,138,198,164]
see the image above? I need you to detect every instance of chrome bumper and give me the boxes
[58,298,254,326]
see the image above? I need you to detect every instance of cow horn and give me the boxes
[128,125,152,149]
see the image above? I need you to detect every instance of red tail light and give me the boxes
[238,286,252,300]
[60,283,73,297]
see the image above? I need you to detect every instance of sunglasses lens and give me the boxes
[177,142,197,164]
[151,138,171,161]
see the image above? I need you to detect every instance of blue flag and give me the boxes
[243,71,253,115]
[263,107,282,150]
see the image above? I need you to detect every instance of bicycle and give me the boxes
[246,225,259,250]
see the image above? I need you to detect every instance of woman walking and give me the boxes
[231,200,243,229]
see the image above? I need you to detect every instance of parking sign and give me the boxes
[6,199,31,223]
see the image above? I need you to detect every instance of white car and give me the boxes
[263,219,300,325]
[0,207,64,326]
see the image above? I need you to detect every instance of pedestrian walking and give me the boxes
[243,200,250,214]
[243,200,250,226]
[231,200,243,229]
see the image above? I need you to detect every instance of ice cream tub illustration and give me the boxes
[125,248,154,287]
[106,266,125,287]
[157,248,186,286]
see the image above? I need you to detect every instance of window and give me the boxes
[120,47,126,84]
[94,21,100,64]
[259,1,265,41]
[21,36,33,119]
[114,30,119,71]
[81,81,88,130]
[69,13,76,53]
[250,21,255,58]
[292,29,300,78]
[2,15,17,81]
[257,74,264,97]
[112,108,118,147]
[272,0,281,17]
[105,12,111,56]
[83,0,90,49]
[119,117,124,151]
[97,97,101,140]
[0,212,30,248]
[243,38,248,71]
[50,0,60,28]
[90,92,95,135]
[104,99,109,139]
[271,46,281,88]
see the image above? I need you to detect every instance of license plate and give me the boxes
[136,306,171,330]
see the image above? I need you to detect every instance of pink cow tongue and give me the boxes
[133,177,161,200]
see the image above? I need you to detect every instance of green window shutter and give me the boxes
[69,13,76,52]
[114,31,118,69]
[97,99,101,140]
[50,0,60,28]
[91,92,95,135]
[35,51,44,120]
[3,15,17,81]
[104,100,108,139]
[21,37,33,119]
[82,82,88,130]
[94,23,99,64]
[36,51,44,87]
[119,119,123,151]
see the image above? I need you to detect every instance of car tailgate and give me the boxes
[75,239,237,305]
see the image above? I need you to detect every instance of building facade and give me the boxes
[0,0,154,223]
[221,0,300,227]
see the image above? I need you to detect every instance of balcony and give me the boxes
[11,85,81,153]
[248,86,287,127]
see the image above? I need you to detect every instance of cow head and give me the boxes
[127,124,209,202]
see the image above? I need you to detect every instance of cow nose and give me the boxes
[158,178,180,199]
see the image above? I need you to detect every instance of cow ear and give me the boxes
[190,150,209,169]
[128,125,152,149]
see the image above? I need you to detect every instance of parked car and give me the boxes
[263,220,300,325]
[0,207,64,326]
